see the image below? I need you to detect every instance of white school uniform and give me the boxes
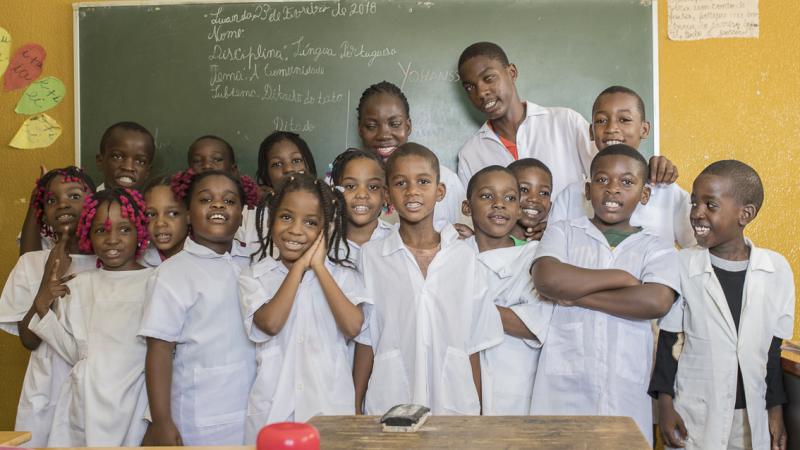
[28,267,153,447]
[0,250,96,448]
[239,257,370,441]
[550,181,696,248]
[530,217,680,444]
[139,238,256,446]
[357,225,504,415]
[658,243,796,450]
[457,101,596,197]
[433,164,467,231]
[345,219,395,268]
[468,241,555,415]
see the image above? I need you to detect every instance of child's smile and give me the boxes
[591,92,650,151]
[514,166,552,229]
[689,173,747,252]
[96,129,153,190]
[91,202,141,271]
[189,174,243,254]
[44,178,88,235]
[465,170,520,245]
[358,92,411,161]
[586,154,649,233]
[271,190,322,265]
[145,185,189,257]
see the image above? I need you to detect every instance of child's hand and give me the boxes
[524,221,548,241]
[768,405,787,450]
[453,223,474,239]
[658,394,687,448]
[648,155,679,185]
[34,258,75,318]
[46,226,73,278]
[142,420,183,446]
[297,233,324,271]
[309,233,328,271]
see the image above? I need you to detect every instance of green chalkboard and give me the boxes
[76,0,654,183]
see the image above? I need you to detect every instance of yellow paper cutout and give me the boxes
[10,113,62,149]
[0,27,10,76]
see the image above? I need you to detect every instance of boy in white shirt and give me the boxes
[549,86,694,248]
[461,165,553,414]
[353,143,503,415]
[650,160,794,450]
[456,43,677,198]
[530,144,680,444]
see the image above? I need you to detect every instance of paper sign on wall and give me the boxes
[10,113,62,149]
[0,27,10,76]
[3,43,46,91]
[15,76,65,114]
[668,0,759,41]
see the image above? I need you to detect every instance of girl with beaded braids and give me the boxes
[27,187,154,446]
[0,167,98,447]
[356,80,467,231]
[239,173,370,439]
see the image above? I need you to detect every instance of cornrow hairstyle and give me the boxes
[77,187,150,266]
[187,134,236,165]
[253,173,352,268]
[33,166,97,238]
[256,131,318,188]
[466,165,516,199]
[593,85,647,121]
[356,81,410,123]
[700,160,764,212]
[99,121,155,156]
[172,169,257,209]
[507,158,553,181]
[457,42,511,71]
[329,148,386,186]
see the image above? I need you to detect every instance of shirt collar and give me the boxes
[478,244,529,278]
[381,223,459,256]
[477,101,549,137]
[570,215,653,247]
[687,238,774,276]
[183,237,249,260]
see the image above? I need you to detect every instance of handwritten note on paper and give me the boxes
[668,0,759,41]
[15,76,66,114]
[9,113,62,149]
[3,43,46,91]
[0,27,10,76]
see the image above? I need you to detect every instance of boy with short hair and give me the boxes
[549,86,694,248]
[530,144,680,444]
[456,43,677,198]
[507,158,553,242]
[461,165,553,414]
[352,143,503,415]
[649,160,794,450]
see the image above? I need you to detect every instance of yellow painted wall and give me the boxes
[0,0,797,431]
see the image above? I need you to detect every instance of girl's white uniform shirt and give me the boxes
[239,257,370,442]
[530,217,680,444]
[470,241,555,415]
[0,250,96,448]
[433,165,467,231]
[139,238,256,446]
[457,101,596,197]
[28,267,153,447]
[345,219,395,269]
[357,225,504,415]
[549,181,696,248]
[659,243,796,450]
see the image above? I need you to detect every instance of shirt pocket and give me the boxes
[365,349,410,415]
[441,347,480,415]
[544,322,585,376]
[614,322,650,384]
[247,346,283,415]
[193,360,249,427]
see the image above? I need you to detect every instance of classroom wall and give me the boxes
[0,0,797,431]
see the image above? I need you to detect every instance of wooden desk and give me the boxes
[0,431,31,446]
[307,415,650,449]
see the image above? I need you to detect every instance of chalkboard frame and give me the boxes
[72,0,661,179]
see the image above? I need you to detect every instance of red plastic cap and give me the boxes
[256,422,320,450]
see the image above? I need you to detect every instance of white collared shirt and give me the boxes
[659,243,795,450]
[473,242,554,415]
[434,164,467,230]
[0,250,97,447]
[239,257,370,441]
[30,267,153,447]
[550,181,696,248]
[357,225,504,415]
[345,219,395,269]
[139,238,256,446]
[457,101,596,197]
[530,217,680,444]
